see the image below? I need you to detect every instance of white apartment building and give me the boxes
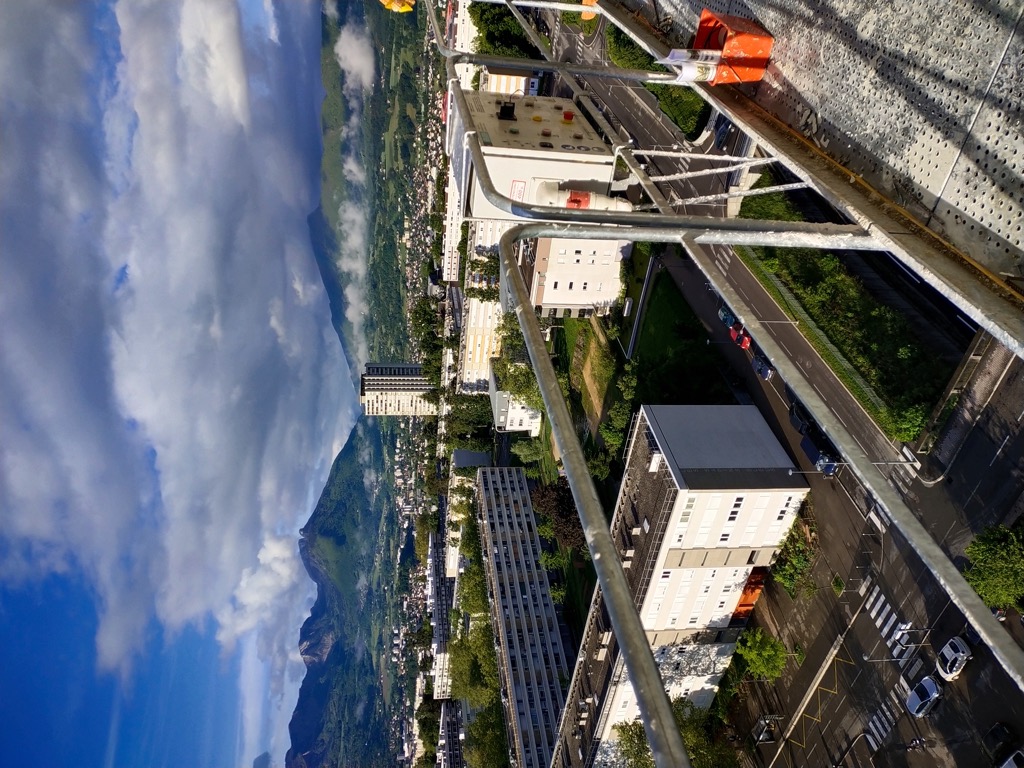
[457,285,503,393]
[524,237,629,318]
[360,363,437,416]
[477,467,570,768]
[554,405,808,768]
[489,365,543,437]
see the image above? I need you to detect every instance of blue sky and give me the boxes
[0,1,375,765]
[0,577,240,768]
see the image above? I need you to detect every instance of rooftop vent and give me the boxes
[498,101,517,121]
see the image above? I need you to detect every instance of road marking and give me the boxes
[891,258,922,283]
[834,411,848,428]
[991,434,1011,466]
[812,382,827,401]
[881,612,899,637]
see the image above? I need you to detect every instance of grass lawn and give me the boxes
[634,273,732,405]
[537,418,560,486]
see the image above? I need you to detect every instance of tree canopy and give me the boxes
[613,697,739,768]
[467,3,541,59]
[530,477,585,551]
[735,627,788,682]
[964,525,1024,610]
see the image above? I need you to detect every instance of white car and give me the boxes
[935,636,972,681]
[905,675,942,718]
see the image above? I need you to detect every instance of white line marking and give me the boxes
[991,434,1011,466]
[881,612,898,637]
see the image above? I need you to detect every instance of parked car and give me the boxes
[905,675,942,718]
[729,322,752,350]
[983,723,1017,765]
[962,621,983,646]
[718,306,737,327]
[752,355,775,381]
[935,636,972,681]
[1000,750,1024,768]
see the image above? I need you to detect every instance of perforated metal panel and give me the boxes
[646,0,1024,275]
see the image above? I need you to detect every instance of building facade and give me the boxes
[553,405,808,767]
[359,363,437,416]
[489,365,543,437]
[477,467,571,768]
[523,237,629,318]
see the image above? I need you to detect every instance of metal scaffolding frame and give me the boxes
[423,1,1024,766]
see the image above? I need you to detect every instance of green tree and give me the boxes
[964,525,1024,610]
[531,477,585,551]
[613,697,739,768]
[463,701,511,768]
[735,627,788,682]
[465,285,500,302]
[511,437,547,465]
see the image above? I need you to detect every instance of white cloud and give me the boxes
[327,20,376,368]
[334,24,376,93]
[0,0,359,765]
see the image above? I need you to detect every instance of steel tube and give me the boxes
[498,222,692,768]
[460,127,882,247]
[648,156,775,183]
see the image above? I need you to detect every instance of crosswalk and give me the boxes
[864,679,911,751]
[858,578,925,750]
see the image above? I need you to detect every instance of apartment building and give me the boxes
[477,467,571,768]
[359,363,437,416]
[522,236,629,318]
[457,286,503,393]
[553,405,808,767]
[489,363,543,437]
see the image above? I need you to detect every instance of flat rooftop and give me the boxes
[643,404,805,490]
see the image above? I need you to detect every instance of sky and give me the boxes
[0,1,371,765]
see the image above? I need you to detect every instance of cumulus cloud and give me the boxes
[0,0,357,765]
[328,20,376,368]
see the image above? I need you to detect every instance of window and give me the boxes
[582,282,588,291]
[568,282,574,290]
[747,550,759,565]
[662,571,671,579]
[719,533,730,543]
[553,281,558,289]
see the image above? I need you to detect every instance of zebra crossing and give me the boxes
[864,678,911,751]
[858,579,925,750]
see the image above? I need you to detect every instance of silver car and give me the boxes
[935,636,972,681]
[905,675,942,718]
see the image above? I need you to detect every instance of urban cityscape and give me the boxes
[365,1,1024,767]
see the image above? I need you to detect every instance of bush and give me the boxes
[771,521,816,598]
